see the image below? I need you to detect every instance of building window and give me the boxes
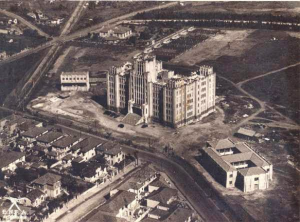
[254,177,259,181]
[229,181,233,185]
[229,173,233,178]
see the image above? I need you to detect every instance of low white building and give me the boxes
[202,138,273,192]
[99,26,132,39]
[60,72,90,91]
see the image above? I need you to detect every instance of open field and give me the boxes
[52,43,140,74]
[0,49,48,105]
[172,28,255,65]
[154,28,218,62]
[243,65,300,124]
[175,1,300,16]
[195,30,300,83]
[0,34,46,55]
[71,1,160,33]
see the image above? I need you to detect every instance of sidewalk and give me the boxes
[45,163,138,222]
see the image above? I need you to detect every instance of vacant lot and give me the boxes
[243,65,300,124]
[154,28,217,62]
[177,1,300,16]
[0,49,47,105]
[0,34,46,55]
[57,43,140,74]
[71,1,159,33]
[172,29,255,65]
[196,30,300,83]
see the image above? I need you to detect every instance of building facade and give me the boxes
[201,138,273,192]
[99,26,132,39]
[60,72,90,91]
[107,54,216,128]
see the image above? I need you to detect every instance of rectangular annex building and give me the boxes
[107,53,216,128]
[60,72,90,91]
[201,138,273,192]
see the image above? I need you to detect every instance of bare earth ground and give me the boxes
[172,29,256,65]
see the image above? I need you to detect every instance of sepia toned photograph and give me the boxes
[0,0,299,222]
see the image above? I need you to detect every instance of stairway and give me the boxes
[122,113,143,126]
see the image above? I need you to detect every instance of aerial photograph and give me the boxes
[0,0,299,222]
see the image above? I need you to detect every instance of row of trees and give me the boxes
[135,10,300,24]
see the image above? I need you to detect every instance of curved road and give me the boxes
[0,106,239,222]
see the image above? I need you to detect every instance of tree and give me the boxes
[0,188,7,197]
[128,36,137,46]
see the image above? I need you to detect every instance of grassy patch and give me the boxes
[243,65,300,123]
[198,32,300,83]
[0,49,47,105]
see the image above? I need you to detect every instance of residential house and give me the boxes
[27,12,37,20]
[103,145,126,166]
[51,136,81,159]
[118,166,158,199]
[30,173,62,198]
[51,18,64,25]
[21,126,53,142]
[234,127,259,141]
[70,137,104,161]
[99,190,138,221]
[20,189,46,208]
[144,207,193,222]
[0,151,25,172]
[146,187,178,211]
[80,163,108,183]
[36,132,64,147]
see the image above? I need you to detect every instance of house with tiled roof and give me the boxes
[52,136,81,155]
[118,166,158,199]
[103,145,126,166]
[36,131,64,147]
[79,162,108,183]
[99,190,138,221]
[201,138,273,192]
[70,137,104,162]
[20,189,46,208]
[0,151,25,172]
[21,126,53,142]
[30,173,62,198]
[144,207,193,222]
[234,127,259,141]
[146,187,178,211]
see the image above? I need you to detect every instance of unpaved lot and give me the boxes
[172,29,255,65]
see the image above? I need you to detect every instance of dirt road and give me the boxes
[0,9,50,38]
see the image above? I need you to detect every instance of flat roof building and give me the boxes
[60,72,90,92]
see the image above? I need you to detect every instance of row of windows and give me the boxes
[62,77,86,81]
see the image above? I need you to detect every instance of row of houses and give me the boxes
[87,166,194,222]
[0,114,131,221]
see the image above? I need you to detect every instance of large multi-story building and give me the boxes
[60,72,90,91]
[107,53,216,128]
